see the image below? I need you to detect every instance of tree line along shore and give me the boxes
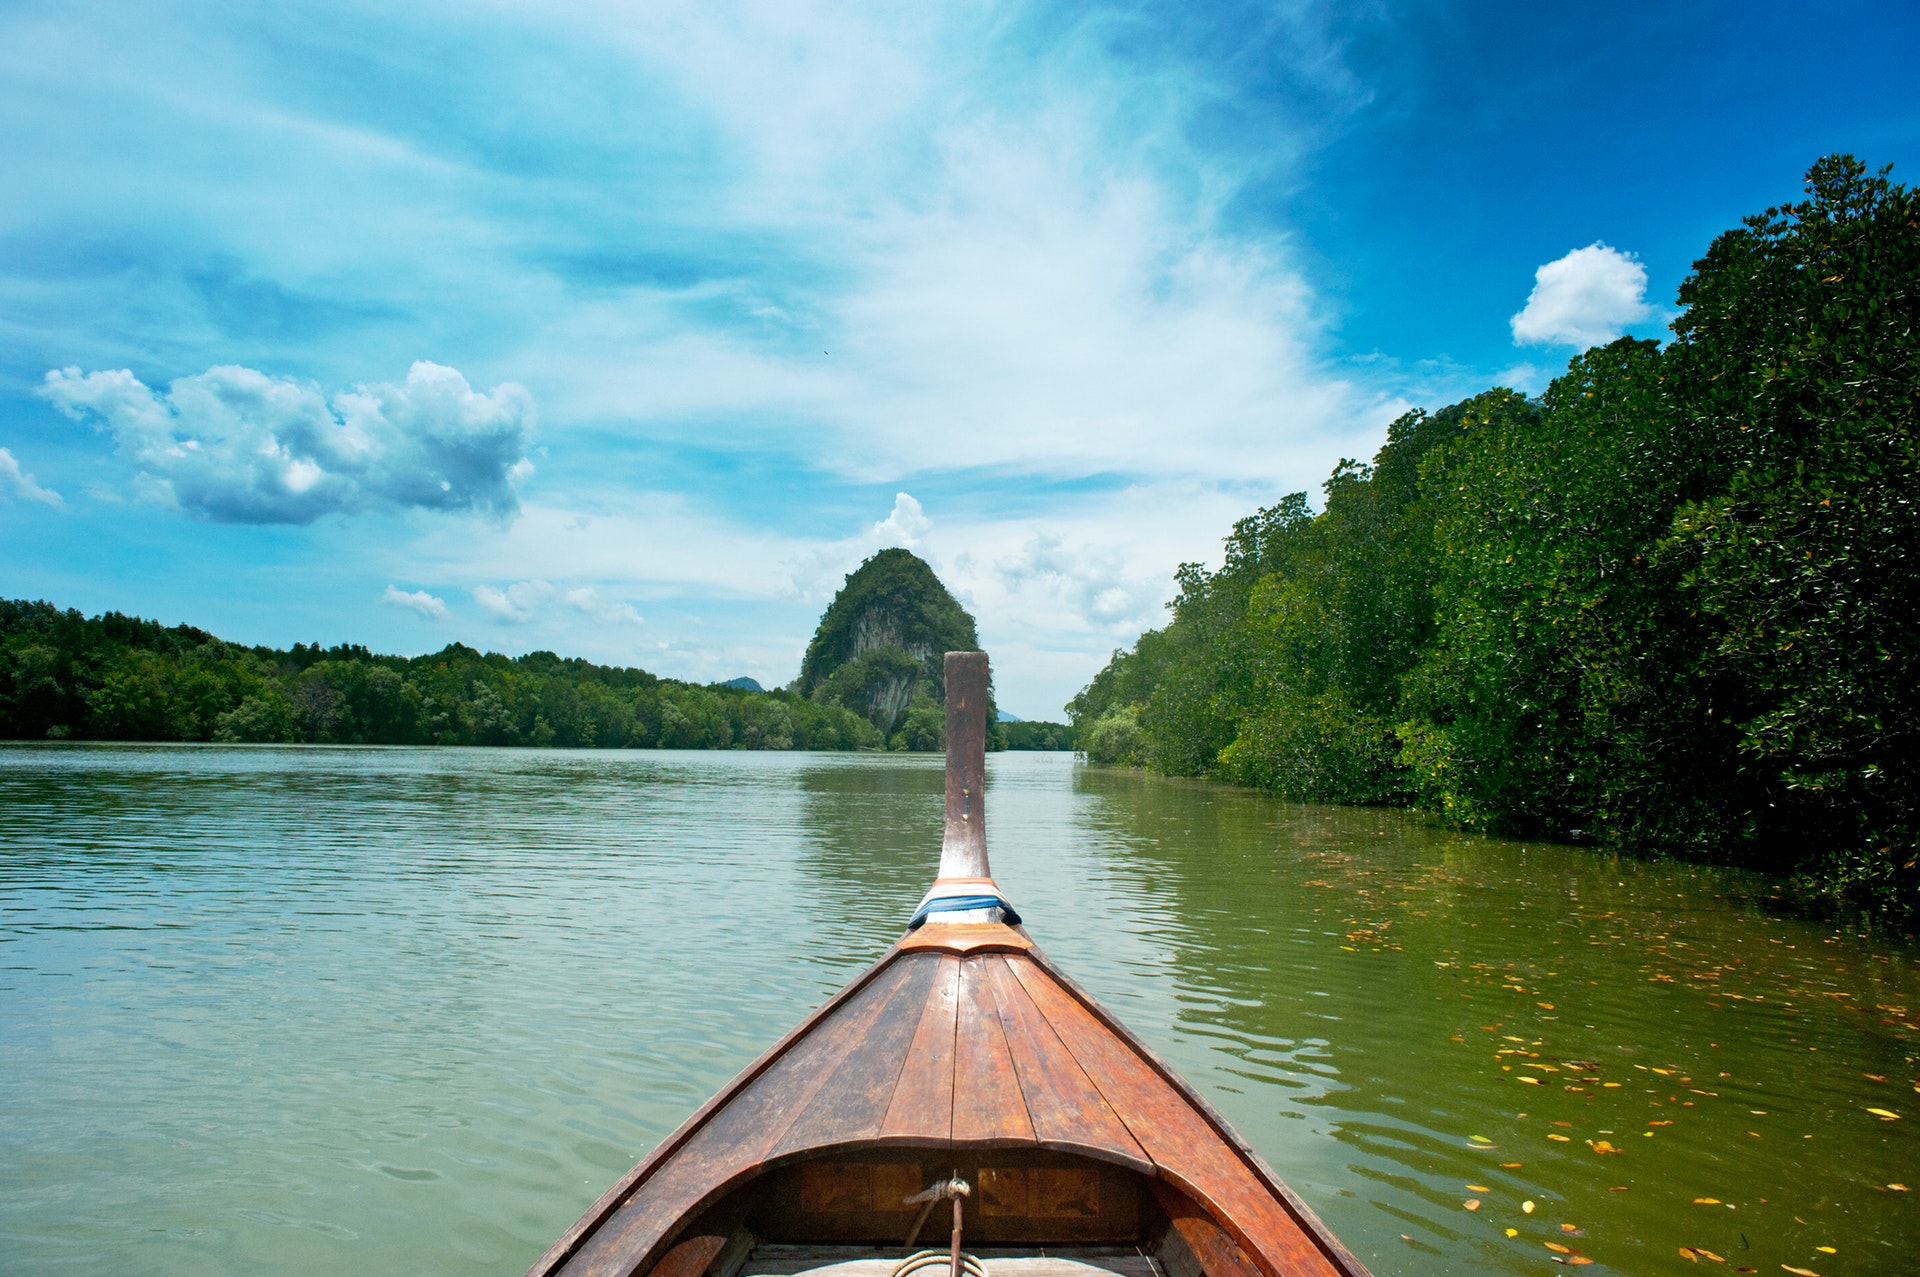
[0,552,1077,755]
[1068,156,1917,926]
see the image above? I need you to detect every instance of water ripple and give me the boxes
[1,744,1915,1276]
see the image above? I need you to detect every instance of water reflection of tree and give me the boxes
[792,757,945,938]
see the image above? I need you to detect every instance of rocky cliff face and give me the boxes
[799,548,985,742]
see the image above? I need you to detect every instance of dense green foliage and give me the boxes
[799,548,992,749]
[999,720,1076,750]
[1072,156,1920,924]
[0,600,881,750]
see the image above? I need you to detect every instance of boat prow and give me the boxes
[528,655,1370,1277]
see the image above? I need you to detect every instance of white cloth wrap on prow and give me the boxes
[922,904,1007,926]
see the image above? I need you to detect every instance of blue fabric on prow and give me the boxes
[906,894,1022,929]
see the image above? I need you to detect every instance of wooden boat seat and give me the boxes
[741,1249,1159,1277]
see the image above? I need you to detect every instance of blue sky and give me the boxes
[2,0,1915,717]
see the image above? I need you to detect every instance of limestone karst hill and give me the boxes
[798,548,989,748]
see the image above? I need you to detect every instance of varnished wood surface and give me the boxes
[532,937,1369,1277]
[879,957,958,1144]
[938,653,990,879]
[896,920,1033,955]
[1151,1180,1266,1277]
[646,1234,728,1277]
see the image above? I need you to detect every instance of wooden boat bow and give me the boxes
[527,654,1370,1277]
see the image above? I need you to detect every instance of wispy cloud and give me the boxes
[0,447,62,507]
[473,579,554,623]
[562,585,645,628]
[39,362,534,524]
[1511,243,1657,349]
[381,584,447,619]
[0,0,1395,713]
[785,491,934,598]
[992,532,1153,632]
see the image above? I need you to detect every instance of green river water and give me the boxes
[0,745,1914,1276]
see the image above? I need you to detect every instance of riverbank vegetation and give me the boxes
[0,600,883,751]
[1070,157,1918,924]
[1000,720,1077,751]
[0,551,1083,755]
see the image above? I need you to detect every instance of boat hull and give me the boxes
[528,925,1368,1277]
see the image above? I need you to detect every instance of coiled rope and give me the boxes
[895,1176,984,1277]
[891,1251,987,1277]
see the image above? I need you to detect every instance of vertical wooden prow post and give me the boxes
[938,651,990,881]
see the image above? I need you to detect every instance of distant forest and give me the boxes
[0,599,1073,753]
[1070,157,1918,924]
[0,601,875,749]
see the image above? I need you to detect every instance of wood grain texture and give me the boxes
[896,923,1032,956]
[555,958,924,1277]
[951,956,1035,1145]
[1020,953,1369,1277]
[526,949,912,1277]
[532,938,1369,1277]
[644,1235,728,1277]
[982,957,1150,1172]
[1001,957,1350,1277]
[938,652,990,880]
[772,955,941,1156]
[1150,1181,1264,1277]
[879,956,959,1143]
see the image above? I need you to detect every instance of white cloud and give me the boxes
[38,361,534,524]
[1493,361,1550,394]
[381,584,447,619]
[872,492,930,549]
[562,585,645,627]
[0,447,63,507]
[1510,242,1656,349]
[786,491,937,598]
[473,578,556,623]
[3,2,1405,716]
[992,532,1154,632]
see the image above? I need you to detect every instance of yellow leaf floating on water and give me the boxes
[1890,1183,1909,1191]
[1697,1249,1726,1262]
[1866,1108,1900,1120]
[1523,1200,1536,1214]
[1814,1248,1835,1255]
[1781,1267,1821,1277]
[1463,1199,1481,1211]
[1520,1076,1542,1084]
[1694,1198,1721,1205]
[1548,1133,1572,1141]
[1538,1002,1556,1010]
[1679,1250,1699,1264]
[1592,1140,1621,1154]
[1560,1224,1585,1236]
[1467,1184,1490,1192]
[1505,1228,1518,1238]
[1566,1258,1594,1266]
[1545,1242,1572,1254]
